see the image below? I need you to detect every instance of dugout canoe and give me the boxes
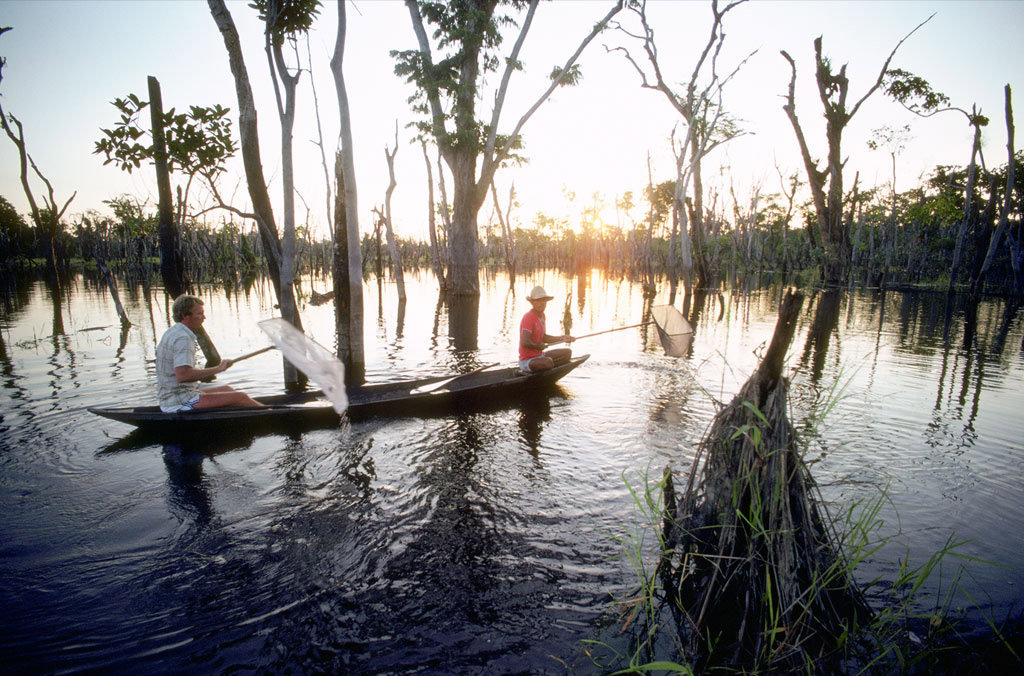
[89,355,589,434]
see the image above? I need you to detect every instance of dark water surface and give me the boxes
[1,271,1022,673]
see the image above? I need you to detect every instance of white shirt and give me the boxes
[155,322,200,408]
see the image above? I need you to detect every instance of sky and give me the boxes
[1,0,1021,241]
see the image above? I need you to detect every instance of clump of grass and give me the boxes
[591,291,995,674]
[596,470,985,674]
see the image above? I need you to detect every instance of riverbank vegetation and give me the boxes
[1,146,1021,294]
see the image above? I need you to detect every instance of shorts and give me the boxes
[519,358,540,374]
[160,393,200,413]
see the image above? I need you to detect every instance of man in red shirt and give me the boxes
[519,285,575,373]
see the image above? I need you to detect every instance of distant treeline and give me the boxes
[2,153,1021,295]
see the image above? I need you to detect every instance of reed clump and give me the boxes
[659,291,875,671]
[586,291,1005,674]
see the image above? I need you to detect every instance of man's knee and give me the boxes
[545,348,572,366]
[529,356,554,372]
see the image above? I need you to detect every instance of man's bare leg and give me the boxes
[195,389,264,409]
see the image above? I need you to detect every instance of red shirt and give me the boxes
[519,309,545,360]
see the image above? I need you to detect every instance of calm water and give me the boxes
[1,270,1022,673]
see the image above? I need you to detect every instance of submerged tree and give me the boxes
[882,67,1012,295]
[613,0,753,299]
[657,292,875,671]
[490,178,518,284]
[421,140,449,290]
[781,16,931,287]
[379,124,407,303]
[975,86,1018,297]
[329,0,365,385]
[94,81,237,297]
[392,0,624,297]
[1,27,76,285]
[253,0,321,353]
[208,0,306,389]
[867,123,912,288]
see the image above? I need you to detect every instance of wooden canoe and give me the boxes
[89,355,589,434]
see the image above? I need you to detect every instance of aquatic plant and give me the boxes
[595,291,989,674]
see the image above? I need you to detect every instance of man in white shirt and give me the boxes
[156,295,263,412]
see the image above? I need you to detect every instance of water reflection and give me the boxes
[395,297,406,341]
[800,289,843,383]
[993,300,1020,355]
[575,272,587,315]
[47,277,65,337]
[447,294,479,350]
[0,327,22,392]
[163,444,214,528]
[517,396,552,460]
[387,412,526,633]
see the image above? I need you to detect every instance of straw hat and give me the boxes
[527,285,554,301]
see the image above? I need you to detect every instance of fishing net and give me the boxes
[258,318,348,414]
[651,304,694,357]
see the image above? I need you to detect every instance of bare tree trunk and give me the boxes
[209,0,305,389]
[948,121,983,294]
[845,173,860,274]
[422,141,447,290]
[435,152,452,260]
[148,76,187,298]
[882,152,898,289]
[973,85,1016,296]
[689,133,711,287]
[673,143,694,302]
[305,35,334,251]
[642,154,656,294]
[208,0,284,301]
[780,21,927,286]
[382,127,406,302]
[264,13,305,388]
[372,209,384,280]
[94,256,131,328]
[490,180,518,284]
[672,194,693,305]
[448,153,484,297]
[0,89,76,288]
[329,0,365,385]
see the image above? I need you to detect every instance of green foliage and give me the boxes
[103,195,157,239]
[249,0,322,45]
[905,189,959,227]
[644,180,675,228]
[550,63,583,86]
[883,68,951,114]
[867,123,912,155]
[94,93,150,172]
[884,68,989,127]
[0,194,32,256]
[391,0,521,151]
[94,95,236,179]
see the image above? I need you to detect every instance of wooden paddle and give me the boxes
[231,345,276,362]
[411,362,502,395]
[545,322,650,345]
[199,346,276,381]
